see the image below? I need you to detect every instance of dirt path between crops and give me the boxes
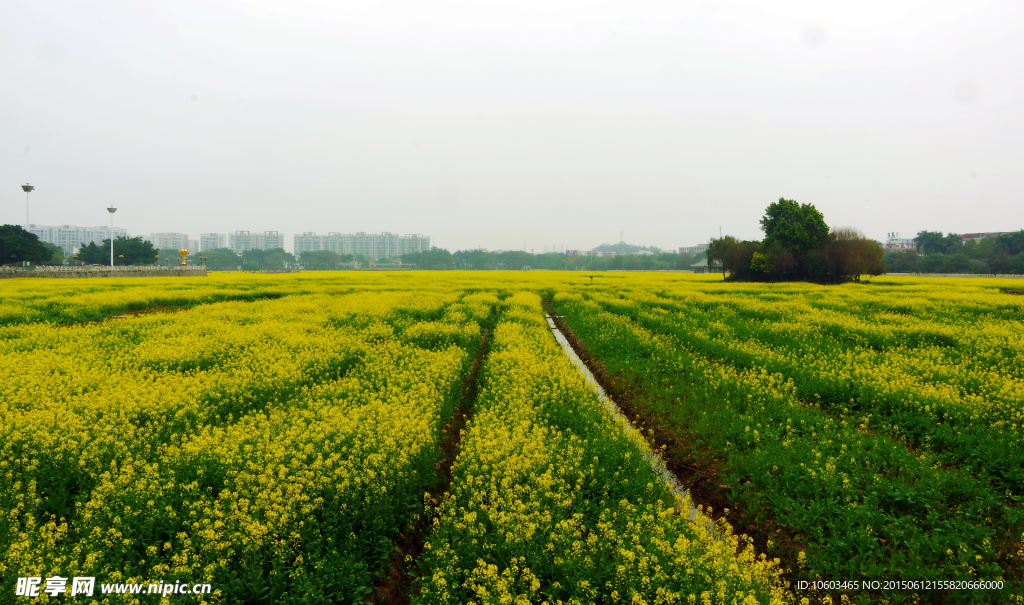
[368,314,495,605]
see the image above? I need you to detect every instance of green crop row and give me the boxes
[554,291,1020,604]
[584,287,1024,500]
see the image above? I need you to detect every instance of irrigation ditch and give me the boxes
[539,299,813,590]
[542,312,713,532]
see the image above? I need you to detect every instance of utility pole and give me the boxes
[107,206,117,267]
[21,184,34,229]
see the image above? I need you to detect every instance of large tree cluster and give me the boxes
[0,225,53,265]
[707,198,883,282]
[75,236,158,265]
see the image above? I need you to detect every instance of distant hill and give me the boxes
[592,242,662,254]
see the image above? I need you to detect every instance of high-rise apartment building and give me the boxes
[293,232,431,259]
[228,230,285,254]
[142,233,198,253]
[27,224,129,255]
[199,233,228,251]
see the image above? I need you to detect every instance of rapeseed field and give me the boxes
[2,271,1019,603]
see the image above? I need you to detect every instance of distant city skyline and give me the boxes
[20,217,1018,257]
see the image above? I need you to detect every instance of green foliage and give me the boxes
[117,237,159,265]
[403,247,695,272]
[883,250,920,273]
[41,242,64,265]
[556,291,1020,602]
[913,230,966,255]
[401,247,454,270]
[300,250,353,270]
[592,241,661,254]
[76,236,158,265]
[714,203,880,283]
[240,247,295,270]
[202,248,241,270]
[759,198,829,255]
[0,224,52,265]
[885,230,1024,274]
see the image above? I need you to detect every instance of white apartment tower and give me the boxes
[293,232,431,259]
[199,233,228,251]
[228,230,285,254]
[143,233,198,253]
[27,224,129,255]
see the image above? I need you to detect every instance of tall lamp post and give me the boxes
[21,184,34,229]
[106,206,117,267]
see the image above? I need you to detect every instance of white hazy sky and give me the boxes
[3,0,1022,253]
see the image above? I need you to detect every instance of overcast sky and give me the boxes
[3,0,1022,253]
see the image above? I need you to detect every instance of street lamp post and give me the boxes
[21,184,34,229]
[106,206,117,267]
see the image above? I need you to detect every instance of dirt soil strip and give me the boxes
[368,319,495,605]
[543,313,714,535]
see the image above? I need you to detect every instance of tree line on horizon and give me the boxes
[885,230,1024,274]
[396,247,701,271]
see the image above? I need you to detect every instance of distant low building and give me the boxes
[690,258,722,273]
[565,249,583,256]
[884,232,916,252]
[680,243,709,255]
[960,232,1010,243]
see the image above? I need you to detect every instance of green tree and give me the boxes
[115,237,159,265]
[264,248,296,270]
[1008,253,1024,274]
[916,254,946,273]
[914,231,947,255]
[821,227,884,280]
[78,237,158,265]
[241,248,266,268]
[759,198,829,255]
[944,253,972,273]
[995,231,1024,256]
[883,250,919,273]
[942,233,964,254]
[0,224,52,265]
[453,249,497,270]
[400,247,453,269]
[74,241,105,264]
[300,250,343,270]
[706,236,738,276]
[42,242,64,265]
[495,251,534,270]
[203,248,241,270]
